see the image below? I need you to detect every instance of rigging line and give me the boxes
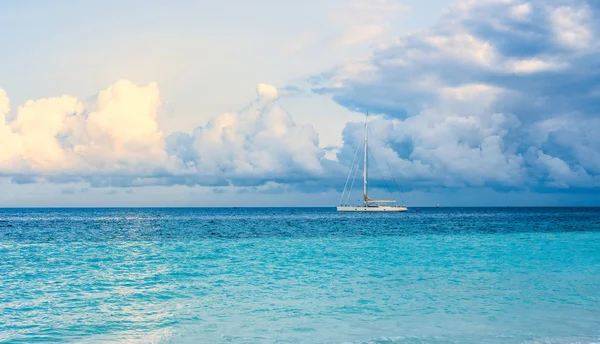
[385,160,406,205]
[339,140,362,205]
[367,146,394,200]
[346,146,363,205]
[366,119,407,204]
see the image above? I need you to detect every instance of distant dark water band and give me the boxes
[1,208,599,242]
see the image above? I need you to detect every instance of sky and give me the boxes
[0,0,599,207]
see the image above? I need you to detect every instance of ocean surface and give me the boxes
[1,207,599,344]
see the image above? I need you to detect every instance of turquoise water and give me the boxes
[1,208,599,343]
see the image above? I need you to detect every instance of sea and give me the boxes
[0,207,599,344]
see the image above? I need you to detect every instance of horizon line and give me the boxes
[1,206,599,209]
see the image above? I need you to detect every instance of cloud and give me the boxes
[550,4,594,50]
[0,80,333,188]
[12,95,80,170]
[0,90,23,169]
[77,80,167,171]
[510,3,532,20]
[166,83,331,186]
[0,79,169,178]
[336,85,525,190]
[256,83,279,101]
[505,58,565,74]
[313,0,600,191]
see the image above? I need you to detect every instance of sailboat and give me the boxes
[337,114,408,212]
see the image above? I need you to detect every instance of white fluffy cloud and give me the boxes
[0,90,23,169]
[339,83,524,189]
[70,80,168,173]
[166,83,327,186]
[0,80,169,178]
[550,4,594,50]
[316,0,600,191]
[0,80,329,187]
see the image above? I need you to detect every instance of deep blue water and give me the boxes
[1,207,599,343]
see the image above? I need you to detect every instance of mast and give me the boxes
[363,112,368,207]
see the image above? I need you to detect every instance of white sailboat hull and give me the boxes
[337,205,408,212]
